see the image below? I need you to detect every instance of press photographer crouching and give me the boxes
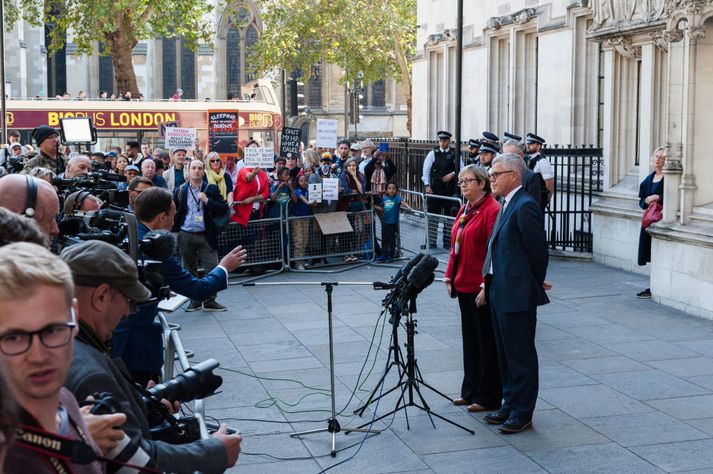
[61,240,242,473]
[112,187,247,386]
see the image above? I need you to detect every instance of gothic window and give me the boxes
[98,43,114,95]
[225,4,260,99]
[307,63,322,108]
[370,80,386,108]
[162,37,196,99]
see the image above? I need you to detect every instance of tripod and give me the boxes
[243,281,380,457]
[350,297,474,435]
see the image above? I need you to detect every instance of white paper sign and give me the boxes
[315,119,338,149]
[322,177,339,201]
[244,147,275,168]
[165,127,196,151]
[309,183,322,203]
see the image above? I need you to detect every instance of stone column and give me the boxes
[662,29,684,224]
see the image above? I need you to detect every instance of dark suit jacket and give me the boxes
[489,188,549,313]
[172,180,229,250]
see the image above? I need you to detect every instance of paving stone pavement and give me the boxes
[166,258,713,473]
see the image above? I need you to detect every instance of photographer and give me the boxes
[61,240,241,473]
[22,125,67,175]
[62,155,93,179]
[0,243,107,473]
[113,187,247,385]
[0,174,60,243]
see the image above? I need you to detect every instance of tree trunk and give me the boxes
[107,26,139,96]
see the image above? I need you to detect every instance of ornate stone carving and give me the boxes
[663,28,685,42]
[663,0,709,17]
[485,8,536,31]
[650,30,670,50]
[427,29,459,46]
[605,36,642,58]
[591,0,666,31]
[688,26,706,39]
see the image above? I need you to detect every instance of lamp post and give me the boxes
[454,0,463,178]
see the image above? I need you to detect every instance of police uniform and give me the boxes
[465,139,481,166]
[525,133,553,179]
[422,130,461,249]
[473,132,500,170]
[503,132,522,143]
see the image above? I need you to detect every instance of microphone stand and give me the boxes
[243,281,381,457]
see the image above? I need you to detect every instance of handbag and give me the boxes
[642,201,662,229]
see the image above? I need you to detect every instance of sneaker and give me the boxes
[636,288,652,299]
[203,300,227,312]
[374,255,386,262]
[295,263,305,271]
[185,301,202,312]
[385,257,393,264]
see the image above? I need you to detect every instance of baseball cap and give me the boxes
[61,240,151,305]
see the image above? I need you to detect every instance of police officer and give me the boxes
[465,139,481,165]
[422,130,462,250]
[525,133,554,203]
[503,132,522,143]
[473,131,501,170]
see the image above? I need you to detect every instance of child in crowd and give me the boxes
[269,167,292,218]
[374,181,411,263]
[290,174,316,270]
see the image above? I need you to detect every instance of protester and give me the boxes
[269,167,293,218]
[636,147,666,299]
[444,165,502,413]
[483,153,550,434]
[374,181,411,263]
[62,240,242,473]
[173,160,230,312]
[0,242,105,473]
[204,152,234,205]
[163,148,189,192]
[141,143,153,162]
[141,158,168,188]
[290,174,317,270]
[308,154,340,264]
[339,157,367,262]
[268,156,287,185]
[232,165,270,226]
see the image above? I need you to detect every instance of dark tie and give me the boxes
[482,199,505,277]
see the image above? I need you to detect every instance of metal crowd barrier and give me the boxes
[424,193,462,263]
[159,312,210,440]
[286,208,377,271]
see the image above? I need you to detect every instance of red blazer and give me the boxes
[445,194,500,293]
[231,167,270,226]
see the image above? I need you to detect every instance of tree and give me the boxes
[250,0,417,133]
[4,0,215,95]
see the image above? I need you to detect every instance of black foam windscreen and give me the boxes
[140,229,177,261]
[391,253,425,285]
[407,255,439,291]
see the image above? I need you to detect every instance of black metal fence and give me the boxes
[372,138,603,253]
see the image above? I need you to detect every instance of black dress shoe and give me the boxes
[499,418,532,434]
[483,409,510,425]
[452,398,470,406]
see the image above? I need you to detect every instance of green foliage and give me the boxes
[251,0,416,86]
[3,0,216,55]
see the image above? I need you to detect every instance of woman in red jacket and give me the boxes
[232,165,270,226]
[444,164,502,413]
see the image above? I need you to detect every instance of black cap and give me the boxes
[503,132,522,142]
[468,139,481,148]
[480,142,500,154]
[526,133,545,145]
[32,125,59,146]
[482,131,499,143]
[437,131,452,140]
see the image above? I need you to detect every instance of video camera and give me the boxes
[2,156,24,174]
[90,359,223,444]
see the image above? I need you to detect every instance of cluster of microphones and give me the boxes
[374,253,439,312]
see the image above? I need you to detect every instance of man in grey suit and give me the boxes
[482,153,550,434]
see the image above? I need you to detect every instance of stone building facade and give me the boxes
[412,0,713,319]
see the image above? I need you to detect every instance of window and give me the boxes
[306,63,322,108]
[161,38,195,99]
[225,4,260,98]
[370,80,386,108]
[98,43,114,95]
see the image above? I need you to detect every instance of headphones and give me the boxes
[64,190,93,215]
[23,175,37,218]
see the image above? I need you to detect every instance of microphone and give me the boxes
[140,229,178,261]
[391,253,425,285]
[400,255,439,301]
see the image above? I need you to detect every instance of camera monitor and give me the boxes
[60,117,97,144]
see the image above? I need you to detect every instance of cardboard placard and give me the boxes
[308,183,322,203]
[322,177,339,201]
[208,111,239,155]
[315,119,338,149]
[157,121,179,138]
[315,212,354,235]
[280,127,301,158]
[244,147,275,168]
[165,127,196,151]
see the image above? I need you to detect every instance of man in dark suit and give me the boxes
[173,159,230,311]
[482,153,550,434]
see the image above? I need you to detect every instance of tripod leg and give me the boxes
[415,362,456,402]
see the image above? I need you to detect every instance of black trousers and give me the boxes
[456,282,502,408]
[489,291,539,422]
[382,223,397,258]
[426,193,455,248]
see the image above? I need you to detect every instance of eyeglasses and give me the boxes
[0,308,76,356]
[457,178,479,187]
[488,170,514,181]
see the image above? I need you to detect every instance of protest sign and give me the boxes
[244,147,275,168]
[165,127,196,151]
[322,177,339,201]
[308,183,322,203]
[280,127,301,158]
[208,111,239,156]
[315,212,353,235]
[315,119,338,149]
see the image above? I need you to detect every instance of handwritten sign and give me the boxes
[244,147,275,168]
[165,127,196,151]
[280,127,301,158]
[157,121,179,138]
[315,119,338,149]
[322,177,339,201]
[208,111,239,156]
[308,183,322,203]
[315,212,353,235]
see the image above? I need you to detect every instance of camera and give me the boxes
[147,359,223,403]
